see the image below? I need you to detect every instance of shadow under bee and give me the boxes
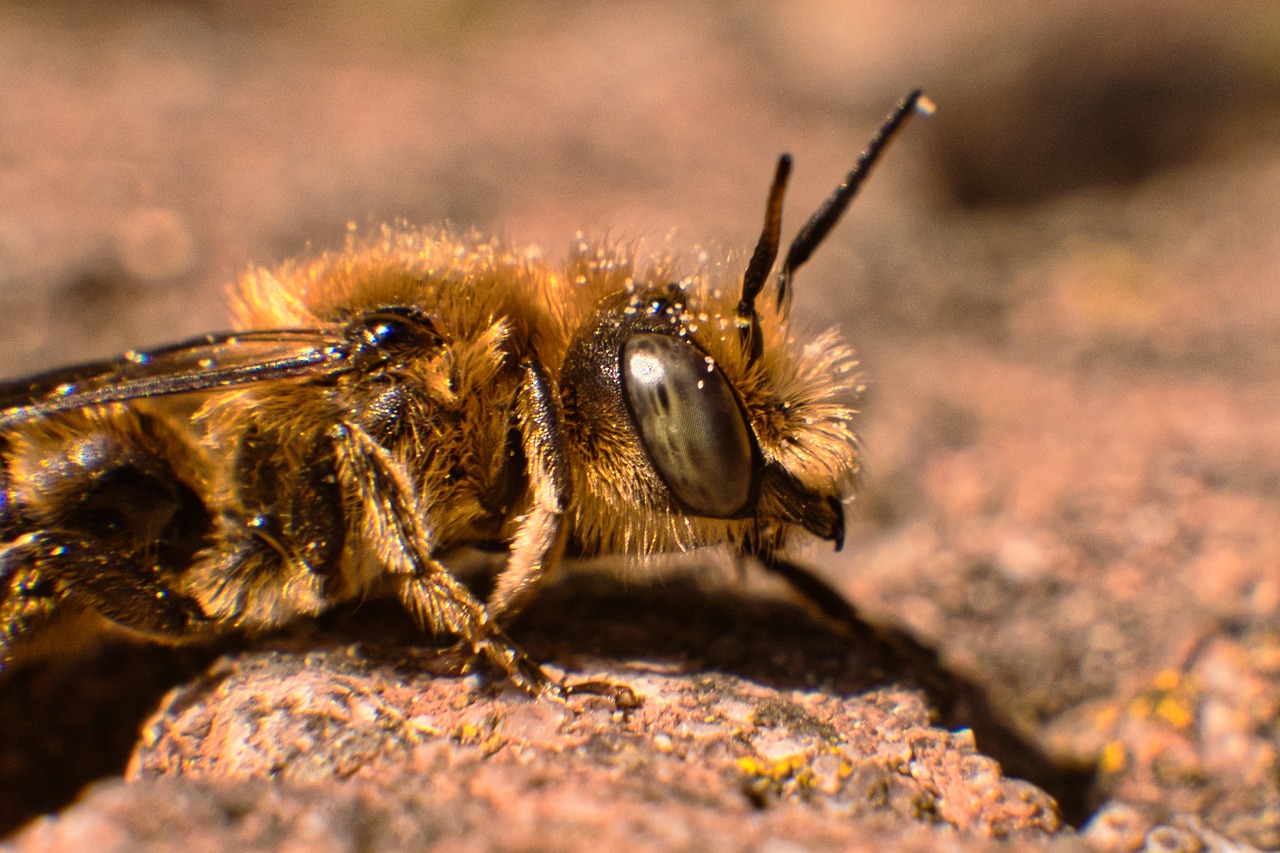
[0,557,1099,837]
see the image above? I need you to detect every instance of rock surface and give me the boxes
[2,1,1280,851]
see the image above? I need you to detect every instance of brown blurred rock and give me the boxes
[1085,628,1280,849]
[3,1,1280,850]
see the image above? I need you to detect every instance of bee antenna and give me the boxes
[737,154,792,360]
[776,89,930,311]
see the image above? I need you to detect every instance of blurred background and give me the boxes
[2,0,1279,844]
[3,1,1276,371]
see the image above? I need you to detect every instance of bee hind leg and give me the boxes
[0,411,217,671]
[0,538,61,672]
[0,529,212,674]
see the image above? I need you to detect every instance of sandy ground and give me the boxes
[1,1,1279,850]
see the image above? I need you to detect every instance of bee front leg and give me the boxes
[486,359,568,622]
[329,422,562,699]
[480,362,638,708]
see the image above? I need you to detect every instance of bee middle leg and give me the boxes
[330,421,561,698]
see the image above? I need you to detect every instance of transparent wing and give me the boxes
[0,327,354,427]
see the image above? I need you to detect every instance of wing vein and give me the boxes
[0,328,352,427]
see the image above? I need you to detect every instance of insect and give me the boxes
[0,91,929,699]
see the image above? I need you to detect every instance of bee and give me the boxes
[0,91,929,699]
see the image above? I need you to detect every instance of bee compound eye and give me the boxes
[621,333,755,518]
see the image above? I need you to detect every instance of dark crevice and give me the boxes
[0,640,227,838]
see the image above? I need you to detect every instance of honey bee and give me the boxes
[0,91,929,699]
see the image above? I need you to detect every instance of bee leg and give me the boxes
[3,531,210,636]
[329,422,564,700]
[485,362,637,707]
[754,552,861,628]
[0,530,210,673]
[486,360,568,622]
[0,538,61,672]
[0,411,215,669]
[186,425,345,628]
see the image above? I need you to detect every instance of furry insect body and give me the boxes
[0,91,928,696]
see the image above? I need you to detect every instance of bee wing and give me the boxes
[0,328,353,427]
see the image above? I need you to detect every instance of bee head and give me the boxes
[555,91,927,558]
